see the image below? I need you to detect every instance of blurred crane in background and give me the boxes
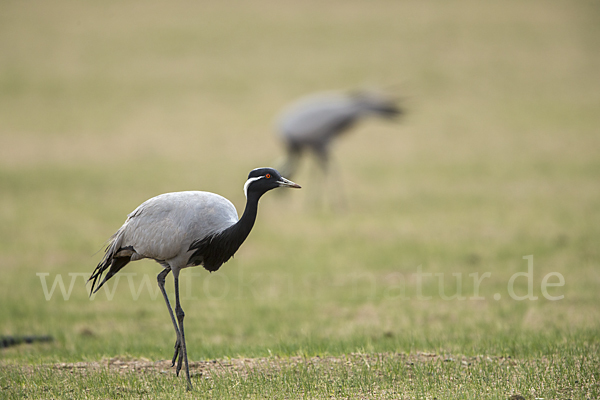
[276,89,403,180]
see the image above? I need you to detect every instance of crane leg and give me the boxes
[326,154,347,211]
[304,149,329,210]
[157,268,183,372]
[173,270,192,391]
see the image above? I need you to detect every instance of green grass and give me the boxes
[1,0,599,398]
[2,350,598,399]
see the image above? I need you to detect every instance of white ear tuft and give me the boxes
[243,176,264,198]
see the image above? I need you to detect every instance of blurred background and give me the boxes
[1,0,599,362]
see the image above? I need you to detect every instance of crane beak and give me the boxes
[277,177,301,189]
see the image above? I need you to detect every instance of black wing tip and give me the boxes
[88,271,110,296]
[88,259,110,296]
[88,255,131,296]
[88,273,101,296]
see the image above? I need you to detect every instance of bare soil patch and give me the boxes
[51,352,517,379]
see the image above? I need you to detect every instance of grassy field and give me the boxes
[1,0,599,398]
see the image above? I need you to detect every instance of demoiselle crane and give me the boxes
[277,90,403,179]
[88,167,300,390]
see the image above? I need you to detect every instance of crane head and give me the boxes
[244,167,301,198]
[351,90,403,118]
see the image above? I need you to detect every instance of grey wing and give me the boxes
[110,191,239,265]
[279,93,359,146]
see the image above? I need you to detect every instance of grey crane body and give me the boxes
[89,168,300,390]
[278,91,401,178]
[92,191,238,286]
[280,94,362,151]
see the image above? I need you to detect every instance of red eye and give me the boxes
[266,174,271,179]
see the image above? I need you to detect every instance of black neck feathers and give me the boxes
[187,191,262,272]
